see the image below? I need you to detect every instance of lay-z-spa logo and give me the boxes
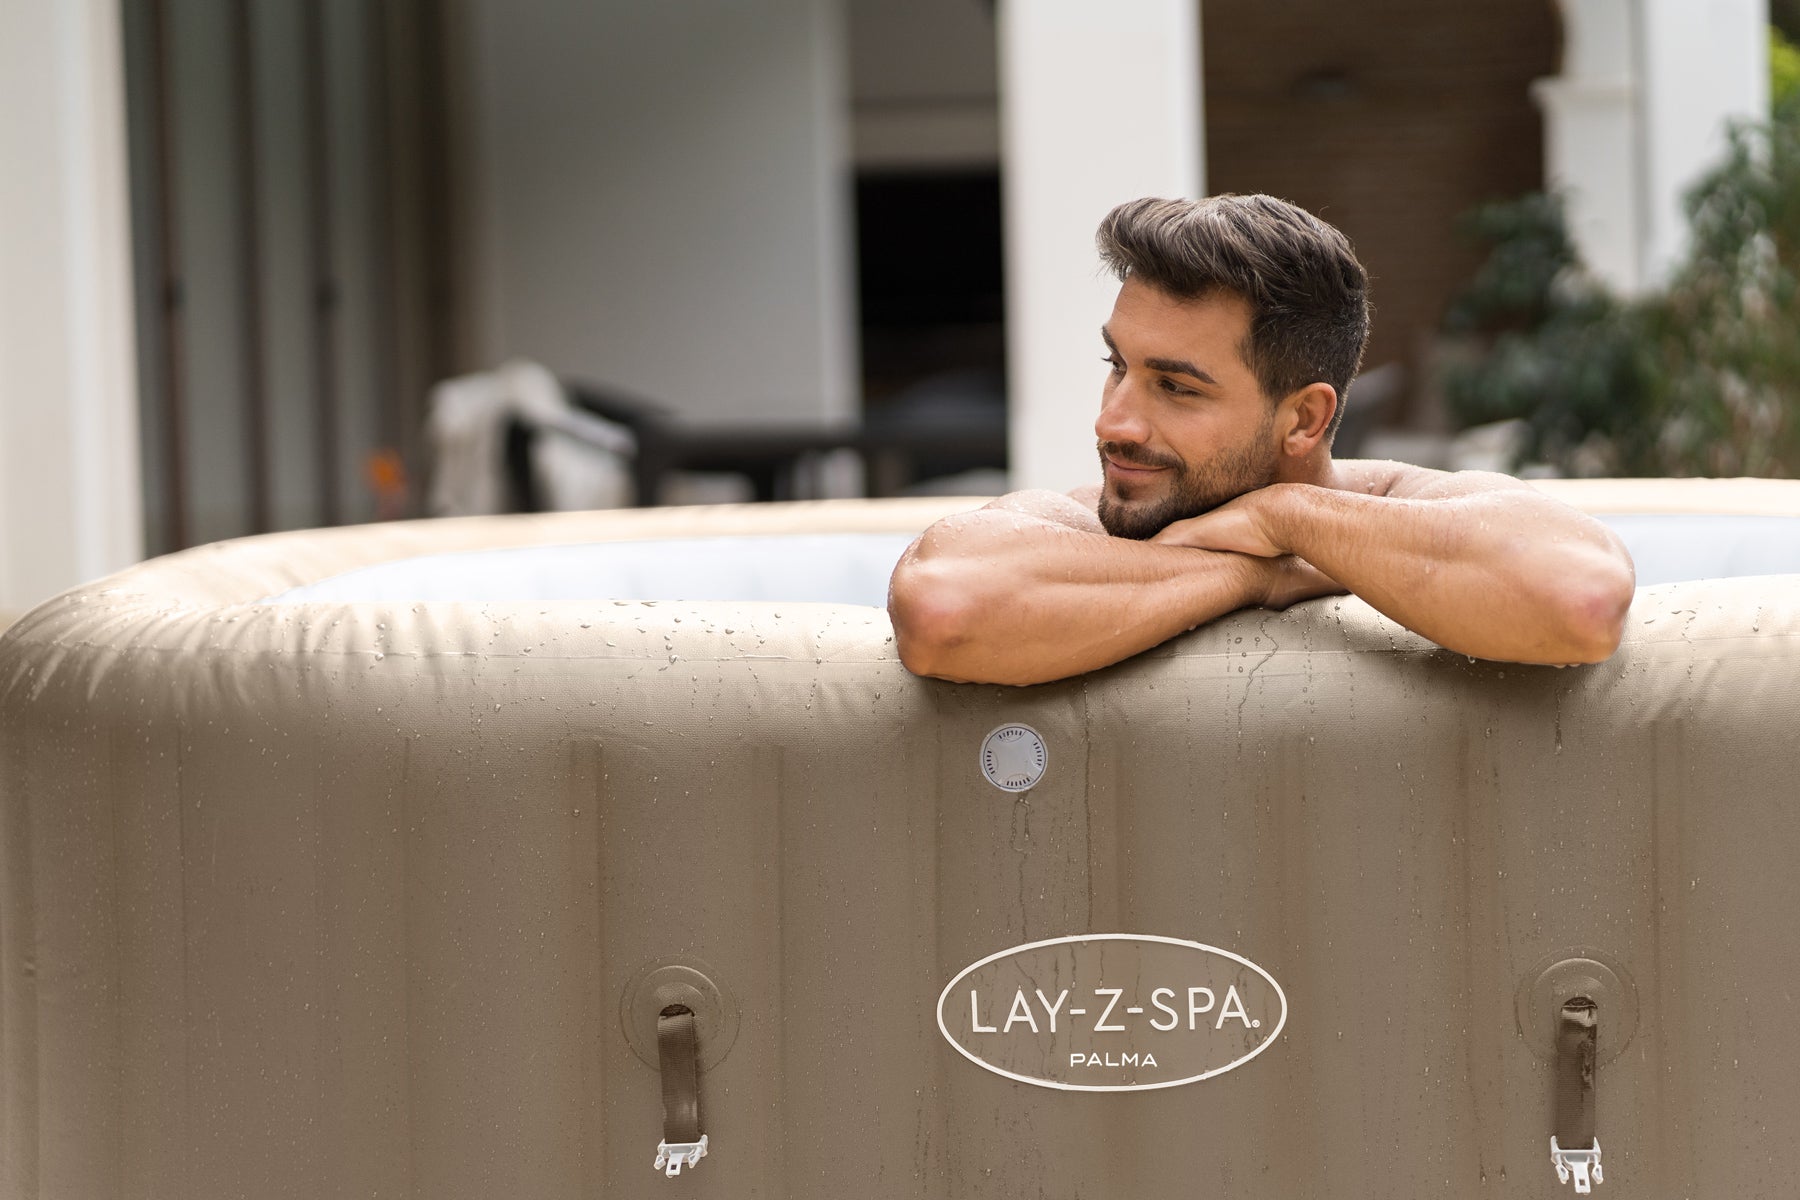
[936,934,1288,1092]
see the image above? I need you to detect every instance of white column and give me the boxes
[1532,0,1643,291]
[999,0,1203,493]
[1536,0,1770,294]
[1637,0,1769,283]
[0,0,143,619]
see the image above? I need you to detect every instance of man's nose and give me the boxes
[1095,380,1151,446]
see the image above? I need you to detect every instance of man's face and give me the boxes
[1094,278,1283,540]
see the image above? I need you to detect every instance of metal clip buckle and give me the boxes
[654,1134,709,1178]
[1551,1137,1603,1193]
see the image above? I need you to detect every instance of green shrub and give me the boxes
[1655,88,1800,474]
[1441,85,1800,477]
[1440,199,1664,473]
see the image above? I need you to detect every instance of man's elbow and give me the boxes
[888,563,978,680]
[1545,556,1636,664]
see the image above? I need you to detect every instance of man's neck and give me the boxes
[1278,447,1336,490]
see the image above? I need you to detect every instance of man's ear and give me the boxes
[1278,383,1338,456]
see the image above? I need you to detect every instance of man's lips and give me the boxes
[1102,453,1171,476]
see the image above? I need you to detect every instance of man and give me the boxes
[888,194,1636,686]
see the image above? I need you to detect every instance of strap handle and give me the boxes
[657,1004,702,1145]
[1551,997,1602,1192]
[1555,998,1597,1149]
[653,1004,708,1177]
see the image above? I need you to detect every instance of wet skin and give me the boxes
[888,279,1638,685]
[1093,281,1287,539]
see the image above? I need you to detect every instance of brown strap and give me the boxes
[657,1004,702,1146]
[1555,997,1598,1150]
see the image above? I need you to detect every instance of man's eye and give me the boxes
[1158,377,1194,395]
[1101,355,1124,373]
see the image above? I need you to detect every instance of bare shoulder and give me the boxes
[1329,459,1537,502]
[966,487,1104,532]
[901,487,1107,573]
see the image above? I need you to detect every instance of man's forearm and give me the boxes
[889,511,1269,686]
[1258,484,1634,664]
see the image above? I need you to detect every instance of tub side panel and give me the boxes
[1638,636,1800,1196]
[2,698,122,1200]
[2,593,934,1200]
[0,693,41,1200]
[767,668,949,1197]
[1082,636,1489,1198]
[926,680,1139,1197]
[587,717,789,1195]
[364,656,621,1200]
[582,654,948,1199]
[1478,600,1800,1195]
[105,695,190,1199]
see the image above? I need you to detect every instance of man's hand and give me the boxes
[1152,488,1288,558]
[1153,488,1347,609]
[1256,554,1347,609]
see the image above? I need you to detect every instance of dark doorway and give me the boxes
[855,168,1007,481]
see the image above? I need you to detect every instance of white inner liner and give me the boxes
[261,517,1800,606]
[263,532,920,606]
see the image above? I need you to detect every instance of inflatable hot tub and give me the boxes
[3,479,1799,1199]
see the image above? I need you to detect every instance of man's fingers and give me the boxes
[1153,508,1281,557]
[1263,556,1347,608]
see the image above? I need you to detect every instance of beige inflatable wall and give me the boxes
[3,481,1798,1199]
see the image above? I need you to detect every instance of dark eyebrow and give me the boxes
[1099,325,1220,387]
[1144,356,1219,387]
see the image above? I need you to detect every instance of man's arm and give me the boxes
[1152,463,1636,665]
[888,490,1337,685]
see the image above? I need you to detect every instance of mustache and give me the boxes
[1097,441,1183,471]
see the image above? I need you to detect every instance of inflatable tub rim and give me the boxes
[2,476,1798,660]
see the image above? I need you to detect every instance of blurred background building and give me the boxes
[0,0,1781,621]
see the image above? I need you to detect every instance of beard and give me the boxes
[1096,421,1281,540]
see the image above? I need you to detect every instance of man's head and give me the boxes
[1091,195,1370,539]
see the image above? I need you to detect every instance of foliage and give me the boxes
[1775,26,1800,108]
[1652,88,1800,474]
[1441,87,1800,477]
[1439,199,1665,473]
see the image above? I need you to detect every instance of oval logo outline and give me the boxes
[935,932,1289,1092]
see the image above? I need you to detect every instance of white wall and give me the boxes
[0,0,143,618]
[459,0,857,425]
[999,0,1203,493]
